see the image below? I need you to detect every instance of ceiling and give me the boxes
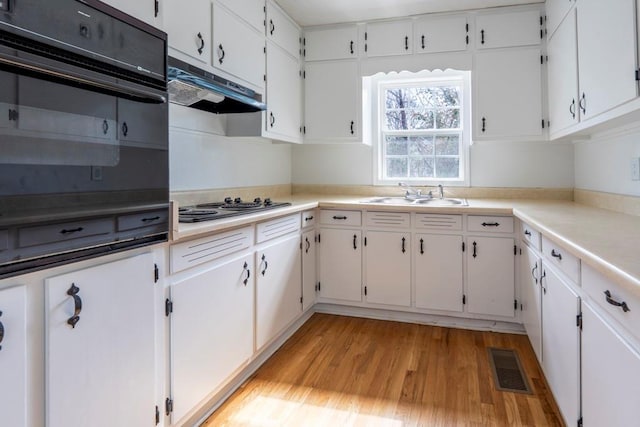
[275,0,544,27]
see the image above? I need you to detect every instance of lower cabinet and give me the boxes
[520,244,542,361]
[256,233,302,350]
[364,230,411,307]
[0,285,27,427]
[45,253,157,427]
[318,228,362,302]
[301,229,317,312]
[415,233,463,312]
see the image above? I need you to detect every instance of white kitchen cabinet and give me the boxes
[217,0,265,32]
[364,231,411,307]
[265,42,302,142]
[582,301,640,427]
[213,2,266,90]
[266,0,300,59]
[476,9,542,49]
[304,25,358,61]
[413,14,469,54]
[415,234,463,313]
[103,0,160,26]
[520,244,542,362]
[302,229,317,312]
[576,0,637,120]
[365,20,413,57]
[256,234,302,350]
[546,0,575,40]
[170,252,254,423]
[474,47,544,140]
[164,0,211,64]
[304,60,360,142]
[318,228,362,303]
[0,285,27,427]
[466,236,515,318]
[540,264,580,426]
[45,253,157,427]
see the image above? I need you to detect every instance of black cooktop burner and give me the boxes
[179,197,291,223]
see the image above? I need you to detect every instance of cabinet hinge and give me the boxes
[519,248,522,255]
[520,302,523,311]
[577,417,583,427]
[462,241,465,252]
[317,233,320,243]
[165,298,173,317]
[364,286,367,296]
[155,405,160,425]
[317,282,321,292]
[514,299,518,310]
[635,69,640,81]
[154,0,159,18]
[303,70,306,79]
[462,294,466,305]
[300,241,303,250]
[539,16,543,26]
[540,28,544,39]
[465,23,469,32]
[303,126,306,134]
[542,119,545,129]
[300,296,303,304]
[165,398,173,416]
[263,74,266,82]
[576,313,583,329]
[540,55,544,65]
[466,34,469,45]
[154,264,159,283]
[514,245,517,256]
[364,237,367,246]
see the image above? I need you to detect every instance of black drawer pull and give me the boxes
[401,237,406,253]
[353,234,357,250]
[472,241,477,258]
[524,230,532,236]
[270,19,275,35]
[350,120,354,135]
[197,32,205,55]
[420,238,424,255]
[604,290,630,313]
[333,215,347,220]
[569,99,576,119]
[350,40,354,54]
[141,216,161,223]
[481,117,486,132]
[421,35,425,49]
[531,263,538,284]
[121,122,128,137]
[404,35,409,50]
[66,283,82,328]
[305,237,311,253]
[0,310,4,350]
[60,227,84,235]
[551,249,562,260]
[481,222,500,227]
[481,29,485,44]
[218,44,225,64]
[260,254,268,276]
[243,262,250,286]
[304,216,314,222]
[269,112,275,128]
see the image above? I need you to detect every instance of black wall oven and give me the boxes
[0,0,169,278]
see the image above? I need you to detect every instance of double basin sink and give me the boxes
[360,196,468,206]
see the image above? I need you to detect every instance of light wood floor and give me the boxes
[203,314,564,427]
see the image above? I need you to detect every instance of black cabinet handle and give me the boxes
[481,222,500,227]
[569,99,576,119]
[243,262,250,286]
[121,122,128,137]
[269,112,275,128]
[420,238,424,255]
[304,216,314,222]
[350,120,354,135]
[551,249,562,260]
[141,216,160,223]
[421,35,425,49]
[102,119,109,135]
[0,311,4,351]
[579,92,586,114]
[353,234,357,250]
[196,32,205,55]
[540,270,547,294]
[531,263,538,284]
[472,241,477,258]
[305,237,311,253]
[404,36,409,50]
[481,117,486,133]
[218,44,225,64]
[401,237,406,253]
[524,229,532,236]
[261,254,268,276]
[66,283,82,328]
[332,215,347,220]
[481,29,485,44]
[604,290,630,313]
[350,40,354,54]
[60,227,84,235]
[154,0,159,17]
[270,19,275,35]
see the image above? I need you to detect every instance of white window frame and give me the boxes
[370,69,471,187]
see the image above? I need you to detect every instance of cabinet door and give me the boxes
[266,42,302,143]
[302,230,317,312]
[170,253,254,422]
[118,98,168,149]
[414,15,468,54]
[103,0,159,25]
[582,302,640,427]
[541,265,580,426]
[266,0,300,59]
[256,234,302,350]
[546,0,575,40]
[474,47,543,139]
[476,9,541,49]
[46,253,156,427]
[520,245,542,362]
[304,26,358,61]
[415,234,463,312]
[213,3,265,89]
[318,228,362,302]
[0,285,27,427]
[577,0,637,120]
[164,0,211,64]
[304,60,360,141]
[365,20,413,57]
[547,10,579,135]
[466,237,515,318]
[364,231,410,307]
[217,0,264,32]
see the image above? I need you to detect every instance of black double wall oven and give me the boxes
[0,0,169,278]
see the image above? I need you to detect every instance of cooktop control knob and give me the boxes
[254,197,262,204]
[234,197,242,204]
[224,197,233,204]
[264,198,272,206]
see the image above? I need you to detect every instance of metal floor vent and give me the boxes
[487,348,532,394]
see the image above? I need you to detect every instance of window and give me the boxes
[372,70,470,185]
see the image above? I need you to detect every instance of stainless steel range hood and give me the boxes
[167,57,266,114]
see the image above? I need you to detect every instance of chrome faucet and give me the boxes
[437,184,444,199]
[398,182,422,198]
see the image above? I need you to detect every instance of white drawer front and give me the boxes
[256,213,301,243]
[365,211,411,228]
[541,236,580,284]
[583,264,640,343]
[171,226,254,273]
[521,221,541,250]
[301,210,317,229]
[415,214,462,230]
[320,210,362,226]
[468,215,514,233]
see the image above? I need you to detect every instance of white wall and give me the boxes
[574,128,640,197]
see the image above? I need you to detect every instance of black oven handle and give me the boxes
[0,53,167,105]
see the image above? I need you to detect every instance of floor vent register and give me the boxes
[487,347,532,394]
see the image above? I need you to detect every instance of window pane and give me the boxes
[409,136,434,156]
[385,111,409,130]
[409,110,434,130]
[435,158,460,178]
[385,136,408,155]
[409,157,434,178]
[436,108,460,129]
[386,158,408,178]
[385,89,411,109]
[435,135,460,155]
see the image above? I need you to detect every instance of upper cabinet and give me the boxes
[476,9,542,49]
[413,14,469,54]
[267,0,301,59]
[304,25,358,61]
[163,0,212,64]
[546,0,575,40]
[217,0,265,32]
[102,0,161,27]
[365,20,413,57]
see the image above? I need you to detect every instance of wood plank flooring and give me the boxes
[202,314,564,426]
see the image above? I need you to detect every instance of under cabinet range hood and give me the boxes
[167,57,266,114]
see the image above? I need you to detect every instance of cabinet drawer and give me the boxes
[117,209,169,232]
[415,214,462,230]
[541,236,580,284]
[320,210,361,226]
[0,230,8,250]
[18,218,113,247]
[256,213,301,243]
[171,226,254,273]
[301,210,317,229]
[520,221,541,250]
[583,264,640,343]
[467,216,514,233]
[365,211,410,228]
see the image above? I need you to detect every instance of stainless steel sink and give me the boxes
[361,197,468,206]
[414,198,468,206]
[361,197,415,204]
